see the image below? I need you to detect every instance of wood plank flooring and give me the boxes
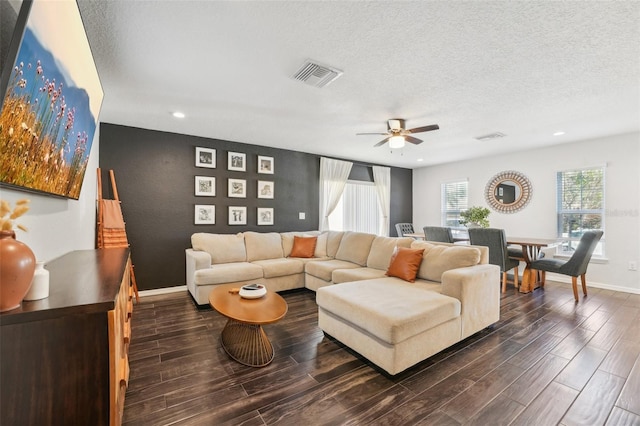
[123,281,640,425]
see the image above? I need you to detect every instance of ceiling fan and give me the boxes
[357,119,439,148]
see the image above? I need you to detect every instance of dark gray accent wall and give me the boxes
[1,2,18,62]
[390,166,413,236]
[1,0,22,103]
[99,123,412,290]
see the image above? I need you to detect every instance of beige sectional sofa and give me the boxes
[186,230,500,375]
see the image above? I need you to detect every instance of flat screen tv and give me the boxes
[0,0,103,199]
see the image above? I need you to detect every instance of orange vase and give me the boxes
[0,230,36,312]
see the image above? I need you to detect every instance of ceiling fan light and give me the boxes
[389,136,405,149]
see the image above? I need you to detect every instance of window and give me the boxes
[441,180,468,228]
[556,166,605,256]
[328,180,380,234]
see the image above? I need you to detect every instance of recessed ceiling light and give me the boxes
[172,111,185,119]
[417,158,424,162]
[553,131,565,136]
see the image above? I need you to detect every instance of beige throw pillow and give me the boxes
[191,233,246,264]
[334,231,376,266]
[245,231,284,261]
[411,241,481,282]
[366,236,412,270]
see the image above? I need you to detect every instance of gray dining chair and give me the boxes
[529,230,603,302]
[468,227,519,293]
[423,226,454,243]
[395,223,415,237]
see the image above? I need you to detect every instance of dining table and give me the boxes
[405,232,560,293]
[505,237,560,293]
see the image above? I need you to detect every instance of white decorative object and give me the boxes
[239,284,267,299]
[24,261,49,301]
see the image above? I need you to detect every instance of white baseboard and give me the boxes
[138,285,188,297]
[545,274,640,295]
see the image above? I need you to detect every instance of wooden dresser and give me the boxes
[0,248,133,426]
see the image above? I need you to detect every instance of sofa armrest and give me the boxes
[441,264,500,339]
[186,249,212,295]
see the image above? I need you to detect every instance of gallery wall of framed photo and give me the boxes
[194,147,276,226]
[98,122,413,290]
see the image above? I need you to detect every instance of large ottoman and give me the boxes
[316,278,463,375]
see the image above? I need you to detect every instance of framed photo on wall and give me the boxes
[257,180,274,199]
[228,178,246,198]
[228,206,247,225]
[196,147,216,168]
[195,176,216,196]
[257,208,274,225]
[195,205,215,224]
[258,156,274,174]
[227,152,246,172]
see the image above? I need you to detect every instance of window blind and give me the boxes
[441,180,468,227]
[556,166,605,255]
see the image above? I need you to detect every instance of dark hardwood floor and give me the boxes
[123,281,640,425]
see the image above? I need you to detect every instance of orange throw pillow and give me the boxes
[386,247,425,282]
[290,236,318,258]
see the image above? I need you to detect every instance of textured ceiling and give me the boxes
[76,0,640,169]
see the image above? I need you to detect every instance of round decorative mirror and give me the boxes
[485,170,532,213]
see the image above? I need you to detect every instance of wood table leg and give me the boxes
[519,266,537,293]
[518,244,542,293]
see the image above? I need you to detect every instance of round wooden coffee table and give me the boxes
[209,284,288,367]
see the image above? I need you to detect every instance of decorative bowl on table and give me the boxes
[239,284,267,299]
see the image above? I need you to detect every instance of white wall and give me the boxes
[413,132,640,294]
[0,132,99,263]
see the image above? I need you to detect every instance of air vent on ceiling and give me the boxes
[291,60,343,88]
[475,132,506,141]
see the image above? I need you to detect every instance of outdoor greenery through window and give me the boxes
[329,180,380,234]
[441,180,468,228]
[556,166,605,256]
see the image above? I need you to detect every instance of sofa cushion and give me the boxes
[192,233,246,264]
[252,258,304,278]
[335,231,376,266]
[411,241,481,282]
[194,262,263,285]
[386,247,425,283]
[245,231,284,261]
[305,259,361,282]
[332,267,387,284]
[325,231,344,258]
[366,236,414,270]
[317,278,461,344]
[314,233,328,258]
[290,235,317,258]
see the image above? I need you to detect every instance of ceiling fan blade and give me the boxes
[405,135,423,145]
[405,124,439,134]
[374,137,391,147]
[356,132,390,136]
